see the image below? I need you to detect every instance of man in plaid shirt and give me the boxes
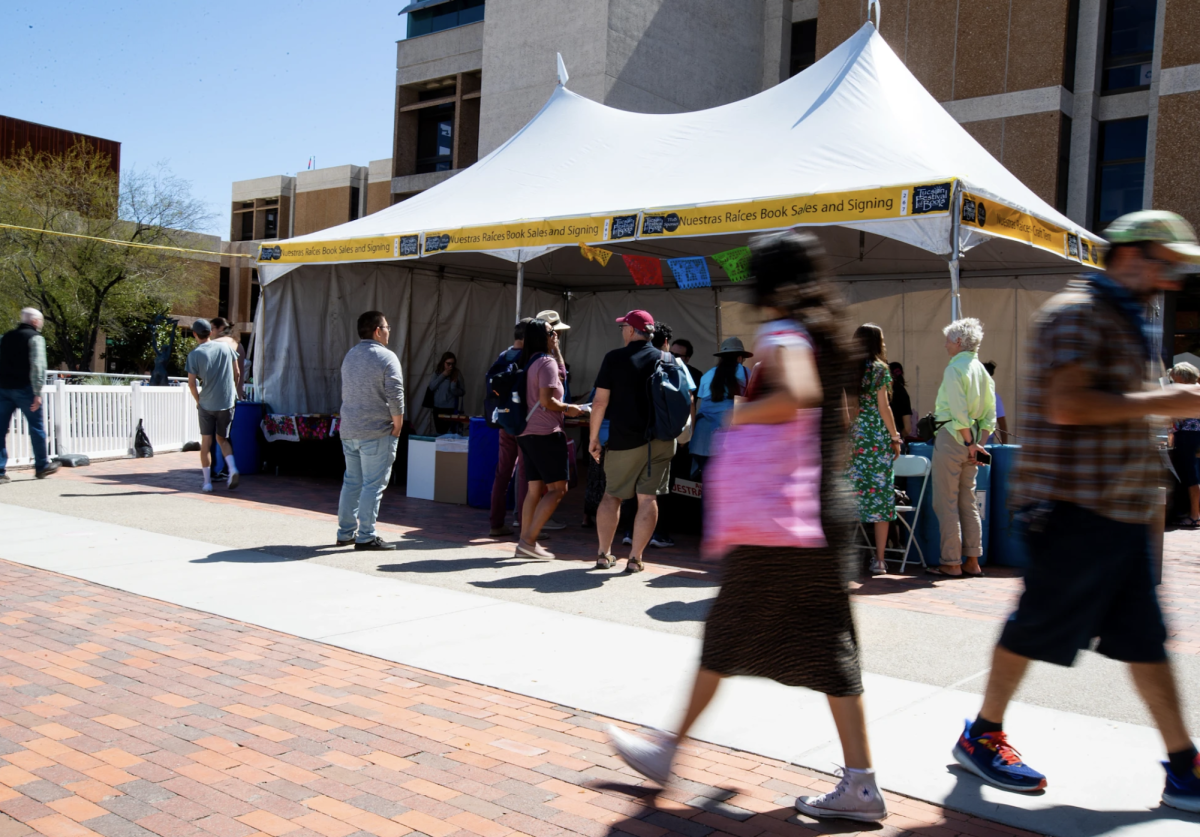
[950,211,1200,813]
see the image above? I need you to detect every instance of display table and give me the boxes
[407,435,468,504]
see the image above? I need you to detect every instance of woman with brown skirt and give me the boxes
[607,231,887,823]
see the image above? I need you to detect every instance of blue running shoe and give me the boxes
[1163,753,1200,813]
[952,720,1047,792]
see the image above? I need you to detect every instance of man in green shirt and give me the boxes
[930,317,996,576]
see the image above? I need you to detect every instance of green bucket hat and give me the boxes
[1103,210,1200,264]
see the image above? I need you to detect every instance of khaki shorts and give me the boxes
[604,440,677,500]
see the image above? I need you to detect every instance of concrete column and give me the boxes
[1143,0,1168,208]
[1066,0,1104,227]
[761,0,792,89]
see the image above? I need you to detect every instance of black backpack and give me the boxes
[489,352,545,436]
[483,348,521,429]
[645,352,692,442]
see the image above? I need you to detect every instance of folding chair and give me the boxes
[857,454,930,572]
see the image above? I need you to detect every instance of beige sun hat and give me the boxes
[536,309,571,331]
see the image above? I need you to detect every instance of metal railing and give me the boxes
[4,380,200,466]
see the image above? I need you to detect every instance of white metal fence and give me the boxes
[4,381,200,466]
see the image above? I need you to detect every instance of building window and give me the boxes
[218,267,230,319]
[1102,0,1156,94]
[789,20,817,77]
[416,103,455,173]
[1055,114,1072,213]
[264,209,278,238]
[1094,117,1147,229]
[1063,0,1080,91]
[350,186,361,221]
[406,0,484,38]
[239,211,253,241]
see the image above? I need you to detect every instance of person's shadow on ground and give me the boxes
[939,762,1196,835]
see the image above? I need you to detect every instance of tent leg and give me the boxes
[515,261,525,323]
[948,183,963,321]
[713,287,722,343]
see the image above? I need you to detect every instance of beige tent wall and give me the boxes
[263,264,1071,439]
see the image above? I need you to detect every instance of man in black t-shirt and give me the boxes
[588,310,676,572]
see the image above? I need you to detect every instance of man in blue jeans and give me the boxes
[337,310,405,550]
[0,308,59,482]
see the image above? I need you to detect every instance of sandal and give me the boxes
[925,567,964,578]
[1179,517,1200,530]
[594,553,617,569]
[870,560,887,575]
[625,557,645,574]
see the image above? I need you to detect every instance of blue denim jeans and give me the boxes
[0,387,49,473]
[337,435,399,542]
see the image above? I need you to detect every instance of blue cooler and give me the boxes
[986,444,1029,567]
[905,440,990,567]
[213,401,265,475]
[467,418,500,509]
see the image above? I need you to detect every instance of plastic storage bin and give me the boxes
[905,441,990,567]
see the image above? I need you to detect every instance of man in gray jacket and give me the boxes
[337,310,405,550]
[0,308,58,481]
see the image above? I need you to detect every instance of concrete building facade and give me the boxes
[234,0,1200,355]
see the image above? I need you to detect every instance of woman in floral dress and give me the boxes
[849,324,902,574]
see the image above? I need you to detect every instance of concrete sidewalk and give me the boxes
[0,503,1196,835]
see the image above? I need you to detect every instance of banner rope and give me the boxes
[0,223,255,258]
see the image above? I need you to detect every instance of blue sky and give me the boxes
[2,1,409,237]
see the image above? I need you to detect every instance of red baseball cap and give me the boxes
[615,310,654,332]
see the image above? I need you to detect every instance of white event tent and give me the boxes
[254,20,1100,432]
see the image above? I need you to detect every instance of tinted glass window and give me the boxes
[1102,0,1156,93]
[1094,117,1147,228]
[416,103,455,173]
[407,0,484,38]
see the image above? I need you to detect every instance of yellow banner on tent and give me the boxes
[957,192,1103,265]
[258,234,421,264]
[637,181,956,240]
[421,214,631,255]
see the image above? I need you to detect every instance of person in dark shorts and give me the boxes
[185,318,240,493]
[514,318,582,560]
[951,211,1200,814]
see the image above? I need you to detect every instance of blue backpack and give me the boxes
[488,351,545,436]
[646,352,692,442]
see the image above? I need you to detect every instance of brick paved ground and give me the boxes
[39,454,1200,655]
[0,561,1044,837]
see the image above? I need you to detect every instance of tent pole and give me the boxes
[515,260,525,323]
[713,287,722,343]
[948,182,963,321]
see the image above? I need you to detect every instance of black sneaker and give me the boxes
[336,537,355,547]
[0,474,9,485]
[354,536,396,551]
[35,462,60,479]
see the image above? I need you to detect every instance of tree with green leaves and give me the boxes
[0,142,212,371]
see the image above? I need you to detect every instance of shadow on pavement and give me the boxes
[377,555,541,575]
[59,490,170,497]
[470,566,627,594]
[940,764,1195,835]
[193,546,337,563]
[645,600,711,623]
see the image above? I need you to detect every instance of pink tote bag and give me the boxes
[701,408,826,560]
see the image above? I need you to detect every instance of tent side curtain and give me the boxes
[260,264,560,430]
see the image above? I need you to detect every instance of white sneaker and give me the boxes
[515,541,555,560]
[227,471,240,490]
[201,483,213,493]
[607,726,676,785]
[795,768,887,822]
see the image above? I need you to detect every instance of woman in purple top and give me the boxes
[516,319,583,560]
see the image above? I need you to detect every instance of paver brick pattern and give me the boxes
[0,561,1042,837]
[46,455,1200,654]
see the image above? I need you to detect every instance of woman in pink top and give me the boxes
[516,319,582,560]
